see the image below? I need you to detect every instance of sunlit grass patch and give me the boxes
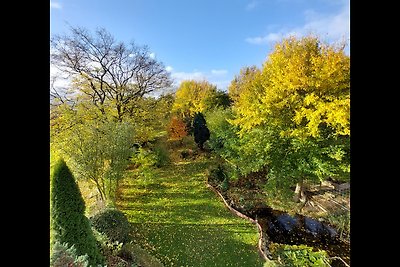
[117,158,265,267]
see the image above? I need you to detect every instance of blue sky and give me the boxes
[50,0,350,91]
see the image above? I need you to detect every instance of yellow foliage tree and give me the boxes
[172,80,218,117]
[228,66,261,103]
[232,35,350,139]
[229,35,350,201]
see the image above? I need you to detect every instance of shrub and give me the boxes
[50,159,104,266]
[270,244,330,267]
[50,242,89,267]
[153,145,170,167]
[263,260,279,267]
[208,164,230,191]
[167,116,188,142]
[326,210,350,241]
[131,147,157,179]
[193,112,210,150]
[90,208,132,244]
[180,149,197,159]
[208,165,226,184]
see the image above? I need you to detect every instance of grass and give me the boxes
[116,154,265,267]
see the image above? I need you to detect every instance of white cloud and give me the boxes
[50,65,70,89]
[171,71,206,85]
[50,2,62,9]
[245,33,282,45]
[302,3,350,42]
[168,68,229,90]
[149,52,156,59]
[211,69,228,76]
[165,66,174,72]
[245,0,350,50]
[213,80,231,91]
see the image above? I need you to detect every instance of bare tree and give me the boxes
[50,26,172,121]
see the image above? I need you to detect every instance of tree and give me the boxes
[232,35,349,138]
[172,80,218,118]
[230,35,350,202]
[203,90,232,110]
[50,159,104,266]
[167,116,188,143]
[127,95,174,144]
[228,66,261,103]
[50,26,172,122]
[193,112,210,150]
[54,117,135,203]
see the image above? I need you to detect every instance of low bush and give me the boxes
[270,244,330,266]
[326,210,350,241]
[180,149,197,159]
[208,164,226,183]
[207,164,230,191]
[130,147,157,179]
[153,145,170,167]
[50,242,89,267]
[90,208,132,244]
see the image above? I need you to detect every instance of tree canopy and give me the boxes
[232,35,350,139]
[51,26,172,122]
[228,65,261,103]
[172,80,218,117]
[214,35,350,196]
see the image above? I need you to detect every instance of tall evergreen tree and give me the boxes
[50,158,104,266]
[193,112,210,150]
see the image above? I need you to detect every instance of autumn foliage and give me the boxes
[172,80,218,117]
[167,116,188,141]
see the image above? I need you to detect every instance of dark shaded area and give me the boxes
[242,204,350,266]
[217,191,350,267]
[193,112,210,150]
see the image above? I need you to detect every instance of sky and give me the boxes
[50,0,350,92]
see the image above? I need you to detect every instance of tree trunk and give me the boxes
[92,178,106,201]
[293,180,307,203]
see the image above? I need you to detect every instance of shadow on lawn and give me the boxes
[119,198,239,225]
[117,159,265,267]
[129,222,265,267]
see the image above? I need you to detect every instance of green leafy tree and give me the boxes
[50,84,173,204]
[50,159,104,266]
[54,117,135,203]
[206,108,274,180]
[193,112,210,150]
[203,90,232,109]
[127,96,174,144]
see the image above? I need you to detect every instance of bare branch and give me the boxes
[51,26,172,121]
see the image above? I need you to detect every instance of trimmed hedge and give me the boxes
[50,158,104,266]
[90,208,132,244]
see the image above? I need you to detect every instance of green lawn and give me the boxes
[116,157,265,267]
